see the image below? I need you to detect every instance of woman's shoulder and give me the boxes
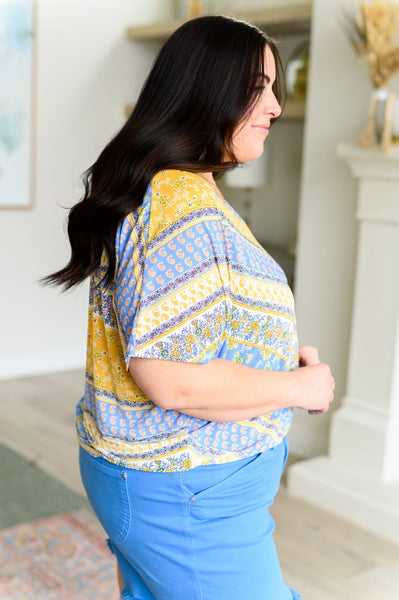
[147,169,223,236]
[150,169,217,203]
[118,170,221,243]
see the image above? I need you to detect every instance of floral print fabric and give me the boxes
[76,170,298,472]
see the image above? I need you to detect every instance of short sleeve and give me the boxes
[114,172,231,366]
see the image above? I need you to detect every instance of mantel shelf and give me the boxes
[337,142,399,162]
[126,2,312,40]
[337,142,399,180]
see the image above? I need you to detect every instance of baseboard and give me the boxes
[0,348,85,381]
[288,456,399,546]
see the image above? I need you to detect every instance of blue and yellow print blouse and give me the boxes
[76,169,298,472]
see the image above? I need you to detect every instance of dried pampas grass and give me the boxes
[341,0,399,151]
[341,0,399,88]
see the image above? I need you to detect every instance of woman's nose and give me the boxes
[264,94,281,119]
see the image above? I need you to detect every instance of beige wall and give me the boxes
[0,0,168,379]
[1,1,306,380]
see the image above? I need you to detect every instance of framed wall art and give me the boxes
[0,0,35,209]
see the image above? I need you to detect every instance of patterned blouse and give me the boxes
[76,169,298,472]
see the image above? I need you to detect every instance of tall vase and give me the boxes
[358,87,388,148]
[173,1,210,18]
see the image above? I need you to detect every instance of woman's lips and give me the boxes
[252,125,269,134]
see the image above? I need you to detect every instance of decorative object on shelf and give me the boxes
[223,152,268,229]
[341,0,399,153]
[0,0,35,209]
[172,0,209,19]
[285,40,310,102]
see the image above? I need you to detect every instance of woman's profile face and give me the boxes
[231,45,281,163]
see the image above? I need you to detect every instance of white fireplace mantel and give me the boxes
[288,142,399,545]
[336,142,399,180]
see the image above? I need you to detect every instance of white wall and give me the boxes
[0,0,169,380]
[290,0,399,456]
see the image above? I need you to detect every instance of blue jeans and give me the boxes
[79,437,300,600]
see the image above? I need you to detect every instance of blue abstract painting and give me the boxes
[0,0,34,207]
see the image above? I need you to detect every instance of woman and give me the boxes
[45,15,334,600]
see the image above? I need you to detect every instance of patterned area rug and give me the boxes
[0,509,119,599]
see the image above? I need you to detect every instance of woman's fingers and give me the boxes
[298,344,320,367]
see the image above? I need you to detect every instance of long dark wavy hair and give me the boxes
[43,15,286,290]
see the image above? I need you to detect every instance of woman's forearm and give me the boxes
[129,356,334,421]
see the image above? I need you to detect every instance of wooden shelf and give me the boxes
[124,99,305,121]
[125,4,309,124]
[126,2,312,40]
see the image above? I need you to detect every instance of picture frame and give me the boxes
[0,0,36,209]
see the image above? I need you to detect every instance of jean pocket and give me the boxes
[183,440,287,516]
[193,452,263,501]
[79,448,131,544]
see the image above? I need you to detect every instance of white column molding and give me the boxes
[288,143,399,545]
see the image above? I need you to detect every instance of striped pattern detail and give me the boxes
[76,170,298,472]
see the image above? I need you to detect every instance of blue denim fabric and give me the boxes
[79,437,301,600]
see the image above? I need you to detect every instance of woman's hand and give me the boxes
[298,344,319,367]
[295,345,334,415]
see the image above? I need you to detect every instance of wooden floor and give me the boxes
[1,369,399,599]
